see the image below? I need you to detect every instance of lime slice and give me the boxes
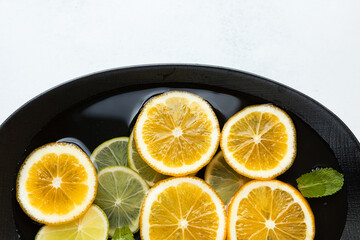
[128,131,169,186]
[91,137,129,171]
[35,204,109,240]
[204,151,250,205]
[94,166,149,236]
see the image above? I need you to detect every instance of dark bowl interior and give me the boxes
[1,65,359,240]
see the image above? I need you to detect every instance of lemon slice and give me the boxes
[205,151,250,205]
[128,131,169,186]
[16,142,97,225]
[94,166,149,236]
[91,137,129,171]
[35,204,109,240]
[134,91,220,176]
[227,180,315,240]
[140,176,226,240]
[220,104,296,179]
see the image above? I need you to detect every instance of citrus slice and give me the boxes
[134,91,220,176]
[128,131,169,186]
[140,176,226,240]
[94,166,149,236]
[220,104,296,179]
[16,142,97,225]
[91,137,129,171]
[35,204,109,240]
[227,180,315,240]
[205,151,250,205]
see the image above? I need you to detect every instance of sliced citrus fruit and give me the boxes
[91,137,129,171]
[134,91,220,176]
[128,131,169,186]
[35,204,109,240]
[220,104,296,179]
[205,151,250,205]
[16,142,97,225]
[94,166,149,236]
[227,180,315,240]
[140,176,226,240]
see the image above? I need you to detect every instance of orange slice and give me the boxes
[134,91,220,176]
[220,104,296,179]
[227,180,315,240]
[16,142,97,225]
[140,177,227,240]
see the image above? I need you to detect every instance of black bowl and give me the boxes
[1,65,359,240]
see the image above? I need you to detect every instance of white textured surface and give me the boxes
[0,1,359,139]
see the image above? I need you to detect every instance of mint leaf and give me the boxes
[296,168,344,198]
[112,228,121,240]
[112,226,135,240]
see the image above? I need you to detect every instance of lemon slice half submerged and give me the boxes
[35,204,108,240]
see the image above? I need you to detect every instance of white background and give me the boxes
[1,0,359,139]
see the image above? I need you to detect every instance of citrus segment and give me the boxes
[16,142,97,225]
[221,104,296,179]
[140,177,226,240]
[91,137,129,171]
[35,204,109,240]
[205,151,250,205]
[227,180,314,240]
[128,131,169,186]
[135,91,220,176]
[94,166,149,236]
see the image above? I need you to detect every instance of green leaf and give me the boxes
[296,168,344,198]
[112,226,135,240]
